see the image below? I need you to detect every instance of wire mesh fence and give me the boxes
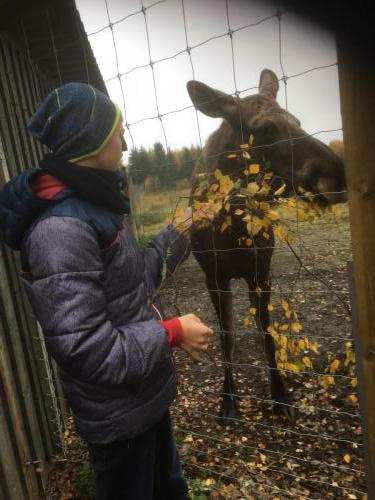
[76,0,366,498]
[9,0,366,497]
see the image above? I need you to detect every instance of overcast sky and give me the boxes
[75,0,343,154]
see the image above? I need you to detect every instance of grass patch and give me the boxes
[74,462,94,499]
[134,186,190,236]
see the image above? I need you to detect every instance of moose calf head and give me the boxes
[187,69,346,206]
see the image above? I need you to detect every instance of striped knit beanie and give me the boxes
[28,82,121,162]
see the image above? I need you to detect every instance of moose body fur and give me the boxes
[187,69,346,422]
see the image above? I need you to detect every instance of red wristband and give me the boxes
[161,318,183,347]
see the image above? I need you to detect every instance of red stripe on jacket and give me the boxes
[30,174,67,199]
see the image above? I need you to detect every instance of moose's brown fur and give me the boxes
[187,69,346,422]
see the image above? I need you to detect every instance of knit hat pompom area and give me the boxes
[28,82,121,162]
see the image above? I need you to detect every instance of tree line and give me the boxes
[128,139,344,190]
[128,142,202,189]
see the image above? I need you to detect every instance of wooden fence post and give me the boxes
[337,41,375,499]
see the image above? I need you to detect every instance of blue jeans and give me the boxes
[87,413,188,500]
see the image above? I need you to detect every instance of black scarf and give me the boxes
[40,154,131,215]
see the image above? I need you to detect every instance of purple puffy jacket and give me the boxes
[0,168,190,443]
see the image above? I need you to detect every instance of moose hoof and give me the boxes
[273,400,297,423]
[218,400,239,425]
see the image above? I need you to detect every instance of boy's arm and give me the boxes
[23,216,172,386]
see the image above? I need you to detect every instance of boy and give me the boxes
[0,83,213,499]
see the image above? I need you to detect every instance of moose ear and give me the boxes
[187,80,238,122]
[258,69,279,99]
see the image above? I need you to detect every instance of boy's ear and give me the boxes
[187,80,238,123]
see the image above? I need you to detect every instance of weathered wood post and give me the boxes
[120,164,138,239]
[337,41,375,499]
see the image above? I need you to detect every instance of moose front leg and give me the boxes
[207,278,238,423]
[247,280,296,422]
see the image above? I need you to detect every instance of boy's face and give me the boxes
[96,119,127,171]
[77,119,127,171]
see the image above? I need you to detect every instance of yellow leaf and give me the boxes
[249,133,254,145]
[279,348,288,362]
[298,339,306,350]
[344,454,351,464]
[184,434,193,443]
[267,304,274,312]
[259,453,267,464]
[204,478,215,486]
[246,238,253,246]
[214,169,222,180]
[263,231,270,240]
[249,164,260,174]
[291,322,302,333]
[249,307,257,315]
[220,222,228,232]
[274,184,286,196]
[279,335,288,349]
[351,377,358,388]
[211,183,219,192]
[268,210,280,221]
[242,151,251,160]
[234,209,244,215]
[240,143,249,149]
[285,310,292,319]
[302,356,312,368]
[219,175,234,194]
[281,300,289,311]
[280,324,289,331]
[350,394,358,403]
[330,359,340,373]
[286,362,300,373]
[226,154,237,159]
[247,182,259,195]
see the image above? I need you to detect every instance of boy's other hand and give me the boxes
[178,313,213,361]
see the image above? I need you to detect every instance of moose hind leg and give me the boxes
[207,278,238,423]
[247,279,296,422]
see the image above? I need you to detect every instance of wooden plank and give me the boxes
[0,40,26,173]
[0,306,40,499]
[2,39,31,172]
[0,42,18,177]
[337,41,375,499]
[8,248,55,458]
[0,243,45,498]
[0,379,27,500]
[9,44,38,167]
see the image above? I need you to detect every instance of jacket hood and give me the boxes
[0,168,74,250]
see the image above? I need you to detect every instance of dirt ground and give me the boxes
[160,211,366,499]
[46,211,367,499]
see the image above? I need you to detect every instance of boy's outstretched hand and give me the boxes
[178,313,213,361]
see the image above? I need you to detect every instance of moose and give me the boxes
[186,69,346,423]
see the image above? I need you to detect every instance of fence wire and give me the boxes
[81,0,364,498]
[16,0,365,497]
